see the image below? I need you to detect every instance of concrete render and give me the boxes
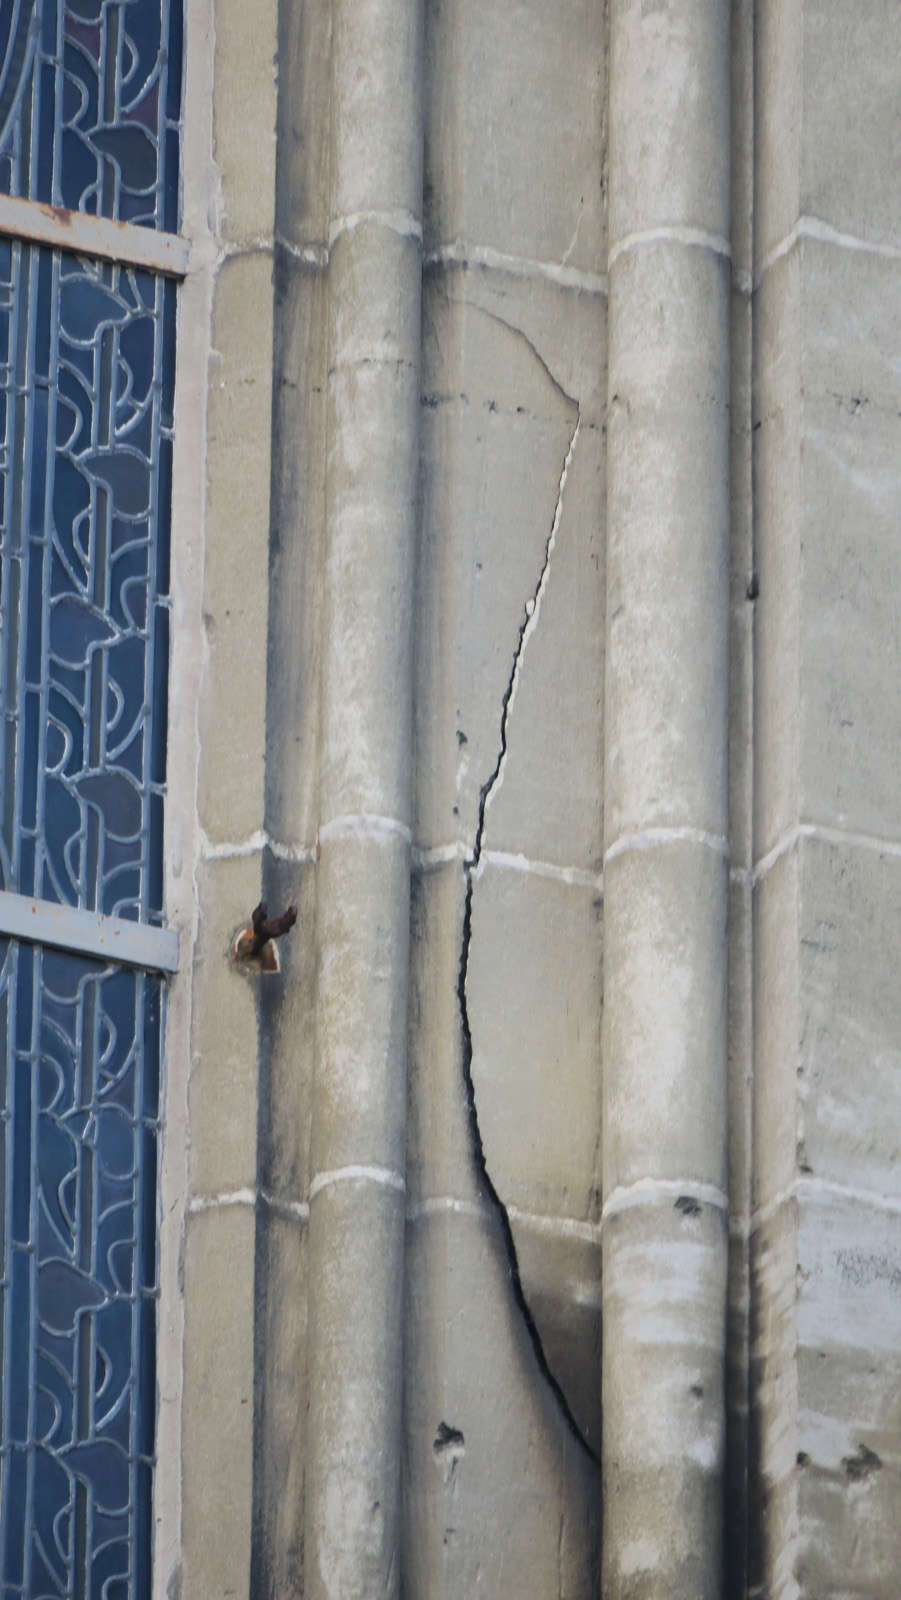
[156,1,901,1598]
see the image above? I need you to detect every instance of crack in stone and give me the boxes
[456,415,600,1467]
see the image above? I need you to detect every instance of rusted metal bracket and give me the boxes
[230,900,298,972]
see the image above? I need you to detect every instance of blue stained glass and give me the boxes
[0,243,175,922]
[0,0,184,234]
[0,7,181,1591]
[0,942,162,1599]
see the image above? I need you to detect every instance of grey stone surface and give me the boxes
[604,841,728,1193]
[212,0,278,244]
[198,249,275,843]
[313,832,410,1179]
[181,1205,256,1600]
[306,1179,406,1600]
[423,0,606,269]
[608,0,730,244]
[468,867,602,1219]
[188,854,263,1197]
[402,1204,601,1598]
[603,1196,727,1600]
[414,275,584,852]
[606,241,730,840]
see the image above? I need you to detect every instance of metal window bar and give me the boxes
[0,3,184,1594]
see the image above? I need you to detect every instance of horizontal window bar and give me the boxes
[0,194,189,277]
[0,890,179,973]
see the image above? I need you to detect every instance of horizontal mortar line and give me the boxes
[756,213,901,286]
[410,839,603,890]
[478,848,603,891]
[259,1191,310,1223]
[328,207,423,250]
[411,840,468,870]
[275,233,328,267]
[424,237,607,296]
[197,827,316,864]
[752,1174,901,1234]
[753,819,901,885]
[602,1178,729,1225]
[187,1187,310,1221]
[187,1188,256,1213]
[197,827,267,860]
[266,837,317,864]
[604,826,729,865]
[733,266,753,296]
[309,1164,406,1201]
[406,1194,602,1242]
[318,812,412,846]
[730,865,754,890]
[608,224,732,269]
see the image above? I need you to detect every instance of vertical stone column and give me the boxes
[304,2,423,1597]
[602,4,732,1596]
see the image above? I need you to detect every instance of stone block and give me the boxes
[265,255,329,850]
[305,1176,406,1600]
[274,0,332,248]
[181,1204,256,1600]
[189,853,263,1197]
[748,1196,801,1600]
[199,251,275,843]
[608,0,730,243]
[406,860,478,1208]
[213,0,278,243]
[800,0,901,249]
[794,1191,901,1598]
[797,241,901,840]
[603,1194,727,1600]
[330,0,423,221]
[467,867,603,1219]
[728,876,753,1219]
[606,242,730,840]
[257,851,318,1204]
[752,1190,901,1599]
[415,276,587,853]
[423,0,606,271]
[752,846,800,1212]
[753,249,803,859]
[797,835,901,1196]
[604,840,728,1193]
[754,0,803,264]
[251,1205,309,1599]
[312,830,410,1178]
[403,1203,601,1599]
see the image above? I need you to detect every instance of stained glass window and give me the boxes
[0,3,183,1594]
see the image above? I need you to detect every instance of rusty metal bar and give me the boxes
[0,889,180,972]
[0,193,190,277]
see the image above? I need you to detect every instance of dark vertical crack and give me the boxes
[456,418,600,1468]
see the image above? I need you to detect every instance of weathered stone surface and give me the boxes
[181,1204,256,1600]
[402,1203,601,1598]
[468,867,602,1219]
[603,1196,727,1600]
[188,853,263,1197]
[423,0,606,269]
[198,250,274,843]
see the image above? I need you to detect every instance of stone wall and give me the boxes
[157,3,901,1598]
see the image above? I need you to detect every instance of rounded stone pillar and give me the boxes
[602,4,732,1595]
[304,3,423,1597]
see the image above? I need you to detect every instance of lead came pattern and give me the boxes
[0,238,175,923]
[0,233,173,1593]
[0,939,160,1599]
[0,3,179,1583]
[0,0,183,233]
